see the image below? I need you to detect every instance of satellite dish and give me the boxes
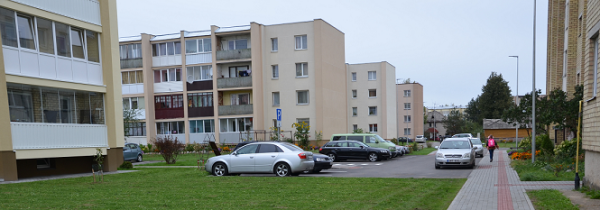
[186,75,193,84]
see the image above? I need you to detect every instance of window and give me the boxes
[352,72,356,81]
[297,118,310,127]
[228,66,249,78]
[271,38,278,52]
[369,89,376,98]
[594,38,598,98]
[368,71,376,80]
[185,38,211,53]
[8,89,33,122]
[55,22,70,57]
[368,106,377,116]
[404,103,411,110]
[152,41,181,56]
[404,115,411,122]
[119,43,142,60]
[0,7,18,47]
[352,107,357,116]
[404,128,411,135]
[272,65,279,79]
[186,65,212,81]
[37,18,53,54]
[190,119,215,133]
[123,97,145,110]
[121,70,143,84]
[36,159,54,169]
[230,93,250,105]
[219,117,253,132]
[369,124,378,133]
[353,124,358,131]
[258,144,281,153]
[272,92,280,106]
[228,39,247,50]
[126,122,146,136]
[86,31,99,62]
[154,68,181,83]
[187,92,213,108]
[154,95,184,109]
[296,63,308,77]
[156,121,185,134]
[16,14,35,50]
[237,144,258,154]
[295,35,307,50]
[70,27,84,59]
[297,90,309,105]
[404,90,411,97]
[352,90,357,98]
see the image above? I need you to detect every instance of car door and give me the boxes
[347,142,367,158]
[229,144,259,173]
[253,144,281,172]
[333,142,349,158]
[123,144,134,160]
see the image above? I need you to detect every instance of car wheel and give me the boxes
[274,163,291,177]
[328,153,337,162]
[212,163,228,176]
[136,155,143,162]
[368,153,378,162]
[435,164,440,169]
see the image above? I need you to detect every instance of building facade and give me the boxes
[0,0,123,181]
[396,82,423,140]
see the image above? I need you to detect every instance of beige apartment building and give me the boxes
[0,0,123,181]
[346,62,397,139]
[547,0,600,189]
[396,83,423,140]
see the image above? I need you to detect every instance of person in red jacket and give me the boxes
[486,135,498,162]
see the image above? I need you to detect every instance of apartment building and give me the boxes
[547,0,600,190]
[0,0,123,181]
[346,62,397,139]
[396,83,423,140]
[120,19,350,145]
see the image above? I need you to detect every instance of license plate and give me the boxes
[447,159,460,162]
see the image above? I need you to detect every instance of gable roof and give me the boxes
[483,119,530,129]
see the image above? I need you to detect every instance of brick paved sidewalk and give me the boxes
[448,149,575,210]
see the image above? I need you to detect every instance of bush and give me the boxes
[537,134,554,157]
[154,135,184,164]
[426,142,432,148]
[518,136,541,152]
[119,161,133,169]
[554,138,582,160]
[147,144,153,153]
[185,144,194,152]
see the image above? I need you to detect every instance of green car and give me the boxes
[330,133,396,159]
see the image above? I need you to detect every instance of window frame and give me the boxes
[404,103,411,110]
[368,71,376,80]
[187,92,213,108]
[352,90,357,99]
[404,128,411,135]
[272,92,280,106]
[369,124,378,133]
[594,38,598,98]
[152,41,181,57]
[296,90,309,105]
[404,90,411,97]
[351,72,357,81]
[295,63,308,77]
[190,119,215,133]
[185,38,211,54]
[368,106,377,116]
[154,68,182,83]
[368,89,376,98]
[271,38,278,52]
[295,35,307,50]
[272,65,279,79]
[352,107,357,117]
[404,115,411,122]
[186,65,212,82]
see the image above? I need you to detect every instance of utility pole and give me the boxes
[531,0,537,163]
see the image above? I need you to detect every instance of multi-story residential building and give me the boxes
[120,19,353,145]
[0,0,123,181]
[426,105,467,118]
[346,62,397,139]
[396,82,423,140]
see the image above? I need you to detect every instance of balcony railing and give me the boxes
[216,48,251,60]
[120,58,143,69]
[217,76,252,89]
[218,104,253,116]
[11,123,108,150]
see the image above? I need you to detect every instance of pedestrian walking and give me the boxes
[486,135,498,162]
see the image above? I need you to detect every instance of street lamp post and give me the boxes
[509,55,519,149]
[531,0,537,163]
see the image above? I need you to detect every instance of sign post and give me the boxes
[276,109,282,141]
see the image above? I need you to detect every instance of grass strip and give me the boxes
[511,159,577,181]
[0,168,465,209]
[407,148,437,155]
[527,189,579,210]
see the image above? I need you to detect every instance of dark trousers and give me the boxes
[489,149,494,160]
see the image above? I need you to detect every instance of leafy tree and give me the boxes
[501,89,548,135]
[462,120,483,137]
[465,96,481,123]
[123,108,141,137]
[442,108,464,136]
[478,72,513,120]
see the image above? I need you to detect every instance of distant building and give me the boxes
[483,119,531,142]
[425,111,445,138]
[396,82,423,139]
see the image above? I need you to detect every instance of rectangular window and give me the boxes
[228,66,249,78]
[187,92,213,108]
[0,7,17,47]
[190,119,215,133]
[154,68,181,83]
[155,95,183,109]
[353,124,358,131]
[219,118,253,132]
[352,90,357,98]
[369,89,376,98]
[404,128,411,135]
[271,38,278,51]
[153,41,179,56]
[352,72,356,81]
[86,31,99,62]
[272,92,280,106]
[126,122,146,136]
[272,65,279,79]
[368,71,376,80]
[404,115,411,122]
[16,15,35,50]
[594,38,598,98]
[296,63,308,77]
[404,103,411,110]
[70,27,84,59]
[295,35,307,50]
[297,118,310,127]
[36,18,54,54]
[404,90,411,97]
[352,107,357,116]
[186,65,212,81]
[156,121,185,135]
[55,22,70,57]
[369,124,378,133]
[185,38,211,53]
[297,90,309,105]
[368,106,377,116]
[228,39,248,50]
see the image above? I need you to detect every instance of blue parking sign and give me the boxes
[276,109,282,121]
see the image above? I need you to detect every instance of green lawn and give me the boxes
[0,168,466,209]
[527,189,579,210]
[141,153,218,166]
[511,159,578,181]
[407,148,437,155]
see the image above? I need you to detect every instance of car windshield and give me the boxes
[470,139,482,145]
[374,135,386,143]
[416,135,423,138]
[439,141,471,149]
[280,143,304,151]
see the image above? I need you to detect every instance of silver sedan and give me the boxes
[434,138,476,169]
[205,142,315,177]
[470,138,484,157]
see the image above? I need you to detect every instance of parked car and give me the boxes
[205,142,314,177]
[415,135,427,143]
[384,140,403,157]
[470,138,484,157]
[452,133,474,138]
[397,137,414,143]
[434,138,475,169]
[330,133,397,155]
[319,140,391,162]
[429,136,440,141]
[311,154,333,173]
[123,143,143,162]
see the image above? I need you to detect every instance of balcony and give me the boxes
[10,123,108,150]
[217,76,252,89]
[120,58,143,69]
[218,104,253,116]
[216,48,251,61]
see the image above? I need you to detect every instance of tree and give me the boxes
[501,89,549,135]
[465,96,481,123]
[478,72,513,120]
[123,108,141,137]
[442,108,465,135]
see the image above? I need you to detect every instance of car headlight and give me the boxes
[380,150,387,153]
[463,153,471,158]
[316,157,327,162]
[436,153,444,158]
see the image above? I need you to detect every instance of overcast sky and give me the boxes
[116,0,548,108]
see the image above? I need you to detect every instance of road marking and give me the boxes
[375,164,382,166]
[333,164,342,166]
[347,164,355,166]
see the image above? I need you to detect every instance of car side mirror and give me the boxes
[232,152,237,156]
[435,146,439,149]
[360,146,364,149]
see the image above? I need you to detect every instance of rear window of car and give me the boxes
[470,139,482,145]
[416,135,423,138]
[347,136,363,141]
[258,144,283,153]
[332,136,346,141]
[280,143,304,151]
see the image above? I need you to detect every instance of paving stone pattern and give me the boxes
[448,149,575,210]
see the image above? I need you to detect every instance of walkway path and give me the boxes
[448,149,575,210]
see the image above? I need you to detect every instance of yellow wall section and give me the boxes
[222,91,252,105]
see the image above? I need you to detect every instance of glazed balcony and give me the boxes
[216,48,251,61]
